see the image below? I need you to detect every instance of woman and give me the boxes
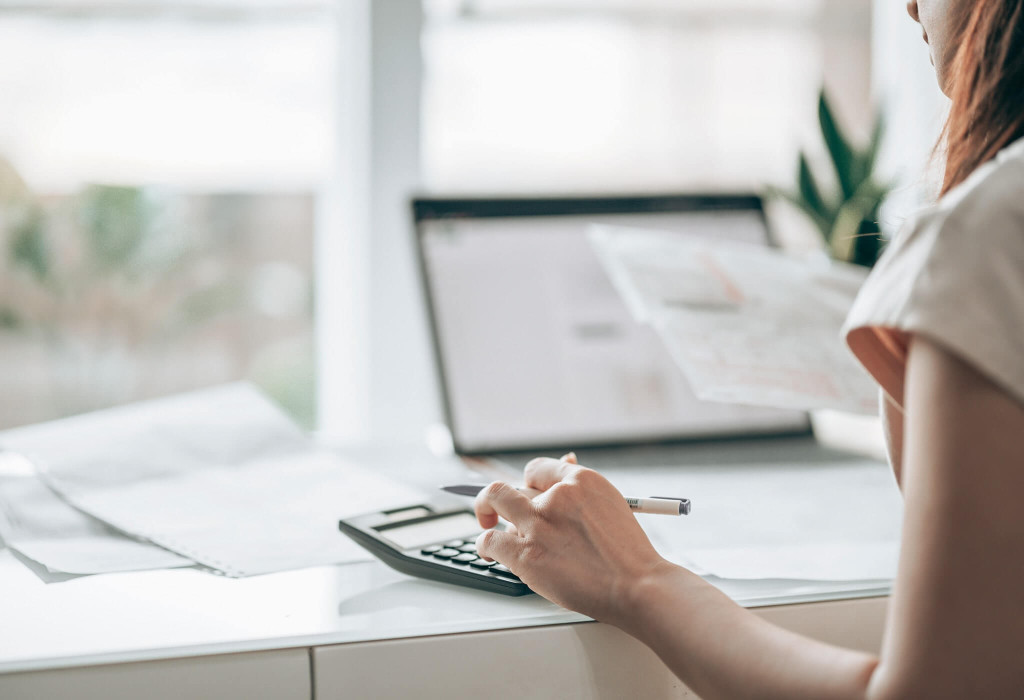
[473,2,1024,697]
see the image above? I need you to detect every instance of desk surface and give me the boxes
[0,548,889,675]
[0,439,892,675]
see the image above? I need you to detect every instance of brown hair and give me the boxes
[941,0,1024,195]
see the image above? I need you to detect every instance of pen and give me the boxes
[440,484,691,516]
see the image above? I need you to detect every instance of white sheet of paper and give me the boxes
[600,456,903,581]
[589,225,878,414]
[0,453,193,575]
[7,384,427,577]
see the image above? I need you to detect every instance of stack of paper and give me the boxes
[589,225,878,414]
[0,384,426,579]
[0,452,192,575]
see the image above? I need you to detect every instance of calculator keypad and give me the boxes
[418,538,522,582]
[491,564,520,580]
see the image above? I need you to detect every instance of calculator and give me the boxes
[338,500,531,596]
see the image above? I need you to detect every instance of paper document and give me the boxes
[0,452,193,575]
[8,384,427,577]
[602,455,902,581]
[589,226,878,414]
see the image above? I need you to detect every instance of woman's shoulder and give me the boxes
[875,136,1024,278]
[843,137,1024,409]
[937,136,1024,243]
[902,137,1024,299]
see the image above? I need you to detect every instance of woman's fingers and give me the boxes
[475,528,521,563]
[524,453,577,491]
[473,480,534,529]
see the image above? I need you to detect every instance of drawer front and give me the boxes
[0,648,311,700]
[313,596,888,700]
[756,595,889,654]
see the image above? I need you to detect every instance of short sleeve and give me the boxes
[842,145,1024,409]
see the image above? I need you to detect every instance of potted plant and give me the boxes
[768,92,895,456]
[771,89,893,268]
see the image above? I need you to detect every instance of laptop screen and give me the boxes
[413,195,810,455]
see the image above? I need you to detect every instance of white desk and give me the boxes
[0,440,893,699]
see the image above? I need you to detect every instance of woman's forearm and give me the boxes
[473,461,884,698]
[619,562,880,700]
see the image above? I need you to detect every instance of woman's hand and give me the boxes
[473,454,672,626]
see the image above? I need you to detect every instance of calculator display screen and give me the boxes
[377,513,481,549]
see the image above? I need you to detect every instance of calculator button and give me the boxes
[420,545,442,555]
[469,559,496,569]
[457,543,477,553]
[491,564,520,580]
[451,552,478,564]
[443,540,464,548]
[432,548,460,560]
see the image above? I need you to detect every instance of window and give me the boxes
[0,0,879,439]
[422,0,873,193]
[0,1,335,428]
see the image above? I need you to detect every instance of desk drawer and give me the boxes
[313,596,887,699]
[0,648,311,700]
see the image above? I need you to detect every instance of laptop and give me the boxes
[412,194,812,469]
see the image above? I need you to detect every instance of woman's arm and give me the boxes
[865,335,1024,698]
[475,463,879,700]
[881,392,905,486]
[475,334,1024,699]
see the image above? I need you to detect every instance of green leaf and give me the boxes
[9,210,50,282]
[0,306,22,330]
[79,185,150,272]
[818,91,857,200]
[850,222,884,268]
[856,179,892,221]
[863,112,886,177]
[765,186,832,239]
[797,152,830,221]
[173,280,246,328]
[847,114,885,193]
[829,200,867,263]
[772,87,895,266]
[828,179,891,264]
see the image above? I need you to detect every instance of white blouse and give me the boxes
[842,136,1024,411]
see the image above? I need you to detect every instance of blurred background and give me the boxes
[0,0,945,439]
